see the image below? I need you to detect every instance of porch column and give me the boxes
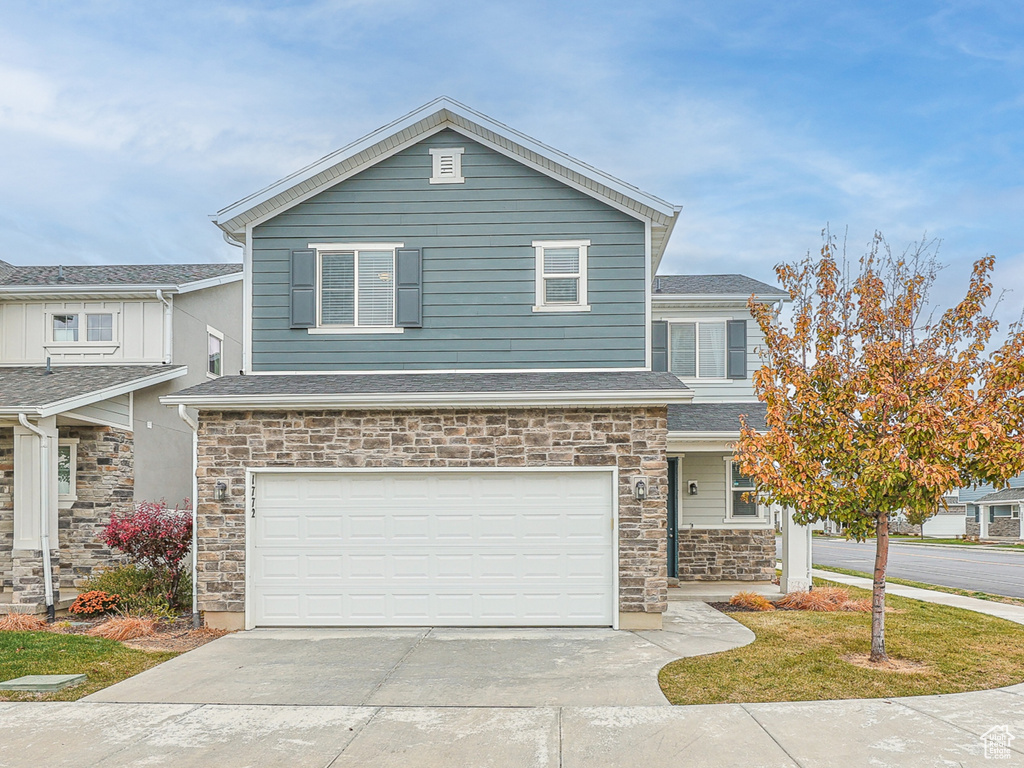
[12,416,58,606]
[781,507,812,593]
[979,504,989,539]
[1018,504,1024,540]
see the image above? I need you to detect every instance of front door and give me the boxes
[667,457,678,578]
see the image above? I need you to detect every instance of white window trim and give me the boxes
[532,239,591,312]
[724,457,762,522]
[58,438,79,508]
[309,242,404,334]
[429,147,465,184]
[666,317,731,381]
[207,325,224,379]
[47,311,120,346]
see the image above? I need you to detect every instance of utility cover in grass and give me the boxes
[0,674,86,692]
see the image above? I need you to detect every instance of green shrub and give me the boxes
[81,564,191,618]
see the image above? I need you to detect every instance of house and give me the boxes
[0,262,242,615]
[962,474,1024,538]
[163,97,809,631]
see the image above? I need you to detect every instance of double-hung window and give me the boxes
[51,312,115,343]
[727,460,759,518]
[207,326,223,377]
[316,245,399,329]
[670,321,727,378]
[533,240,590,312]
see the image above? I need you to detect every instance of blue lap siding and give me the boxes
[250,129,648,371]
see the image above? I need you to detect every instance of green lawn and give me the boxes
[0,631,177,701]
[659,579,1024,704]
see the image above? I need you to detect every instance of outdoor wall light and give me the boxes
[214,481,228,502]
[633,477,648,501]
[688,480,699,496]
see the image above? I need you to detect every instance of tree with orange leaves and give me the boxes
[737,231,1024,662]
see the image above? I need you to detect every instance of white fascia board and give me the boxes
[175,271,243,294]
[213,97,678,231]
[35,366,188,418]
[652,294,788,304]
[161,388,694,410]
[651,207,682,272]
[0,284,179,297]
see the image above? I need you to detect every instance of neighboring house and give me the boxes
[968,478,1024,539]
[0,262,242,614]
[164,97,806,632]
[650,275,788,582]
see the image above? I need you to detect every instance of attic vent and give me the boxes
[429,147,465,184]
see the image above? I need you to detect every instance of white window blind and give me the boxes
[669,321,727,378]
[53,314,78,342]
[319,249,395,327]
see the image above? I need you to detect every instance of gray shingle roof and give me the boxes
[171,371,691,399]
[975,487,1024,505]
[668,402,767,433]
[0,365,185,411]
[653,274,788,298]
[0,262,241,287]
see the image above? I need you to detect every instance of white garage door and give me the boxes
[922,514,967,538]
[249,470,615,627]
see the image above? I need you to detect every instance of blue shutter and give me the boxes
[652,321,668,372]
[727,319,747,379]
[395,248,422,328]
[290,249,316,328]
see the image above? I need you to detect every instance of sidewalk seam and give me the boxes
[893,696,1024,758]
[740,704,806,768]
[325,705,383,768]
[360,628,432,705]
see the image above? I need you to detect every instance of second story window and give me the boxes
[207,327,223,377]
[533,240,590,312]
[670,321,726,378]
[52,312,115,343]
[319,248,396,328]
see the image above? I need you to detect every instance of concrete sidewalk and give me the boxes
[813,567,1024,626]
[3,686,1024,766]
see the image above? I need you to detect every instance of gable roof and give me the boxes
[653,274,788,299]
[975,487,1024,505]
[0,365,187,417]
[213,97,681,266]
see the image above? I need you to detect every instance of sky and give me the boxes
[1,1,1022,323]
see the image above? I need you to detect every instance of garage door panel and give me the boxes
[251,470,615,627]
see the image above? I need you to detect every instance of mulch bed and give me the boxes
[49,615,230,652]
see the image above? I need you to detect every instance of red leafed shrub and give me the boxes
[729,591,776,611]
[69,590,120,617]
[102,501,192,606]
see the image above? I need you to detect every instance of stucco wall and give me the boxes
[194,407,668,620]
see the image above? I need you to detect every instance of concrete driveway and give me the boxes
[85,602,754,707]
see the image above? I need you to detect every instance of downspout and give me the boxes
[18,414,54,621]
[156,289,173,365]
[177,404,200,628]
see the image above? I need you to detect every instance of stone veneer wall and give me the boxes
[966,518,1020,538]
[676,529,775,581]
[0,433,13,591]
[195,407,668,618]
[58,426,133,593]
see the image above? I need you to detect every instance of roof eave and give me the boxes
[161,388,694,410]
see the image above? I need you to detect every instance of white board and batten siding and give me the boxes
[0,300,165,364]
[247,469,617,628]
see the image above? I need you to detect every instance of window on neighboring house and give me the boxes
[533,240,590,312]
[57,439,78,503]
[318,248,396,328]
[207,327,223,377]
[728,460,759,517]
[53,314,78,342]
[670,321,727,378]
[87,313,113,341]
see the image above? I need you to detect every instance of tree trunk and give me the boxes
[871,511,889,662]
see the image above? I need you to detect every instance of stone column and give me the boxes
[781,508,812,593]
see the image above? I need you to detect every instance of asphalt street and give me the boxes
[804,538,1024,598]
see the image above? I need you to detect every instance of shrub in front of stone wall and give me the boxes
[102,500,192,610]
[82,563,189,618]
[68,590,120,617]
